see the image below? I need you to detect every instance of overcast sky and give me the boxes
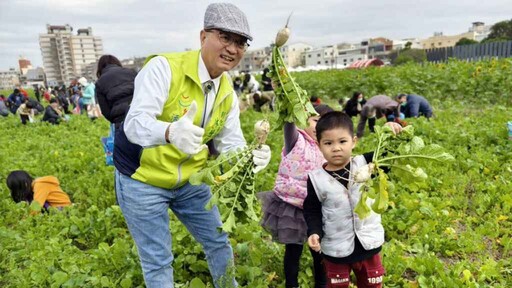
[0,0,511,70]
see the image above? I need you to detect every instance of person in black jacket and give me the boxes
[42,98,64,125]
[95,55,137,127]
[343,91,366,118]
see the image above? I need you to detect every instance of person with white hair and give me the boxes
[78,77,99,119]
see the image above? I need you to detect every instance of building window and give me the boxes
[325,60,328,64]
[350,58,354,62]
[317,61,321,65]
[358,58,362,60]
[308,55,311,58]
[317,54,321,57]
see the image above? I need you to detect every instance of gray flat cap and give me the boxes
[204,3,252,41]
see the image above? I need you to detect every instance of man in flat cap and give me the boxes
[113,3,270,287]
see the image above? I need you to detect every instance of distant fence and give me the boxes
[425,41,512,62]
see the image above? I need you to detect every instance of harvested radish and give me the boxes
[275,13,292,47]
[354,163,375,183]
[189,119,271,232]
[269,15,317,129]
[351,125,454,219]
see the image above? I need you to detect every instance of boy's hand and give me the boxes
[308,234,321,252]
[384,121,403,135]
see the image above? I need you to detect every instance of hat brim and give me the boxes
[205,25,252,41]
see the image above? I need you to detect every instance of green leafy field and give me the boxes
[1,59,511,287]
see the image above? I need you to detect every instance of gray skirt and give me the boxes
[258,191,307,245]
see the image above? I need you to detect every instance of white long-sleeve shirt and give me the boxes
[124,54,246,153]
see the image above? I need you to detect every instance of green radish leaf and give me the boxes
[354,191,372,219]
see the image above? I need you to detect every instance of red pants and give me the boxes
[323,253,385,288]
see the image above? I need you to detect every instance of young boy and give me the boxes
[17,99,35,125]
[303,111,401,288]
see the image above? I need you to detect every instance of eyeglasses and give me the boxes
[207,29,250,51]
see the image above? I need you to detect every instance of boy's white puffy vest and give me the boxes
[308,155,384,258]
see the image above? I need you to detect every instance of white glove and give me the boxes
[167,101,207,154]
[252,144,271,174]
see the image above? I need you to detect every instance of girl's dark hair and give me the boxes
[314,104,334,116]
[6,170,34,203]
[96,55,122,78]
[351,91,363,101]
[316,111,354,141]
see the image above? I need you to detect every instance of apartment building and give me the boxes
[0,68,20,90]
[39,24,103,85]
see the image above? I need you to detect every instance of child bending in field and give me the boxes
[303,111,402,288]
[260,104,334,288]
[6,170,72,213]
[17,100,35,125]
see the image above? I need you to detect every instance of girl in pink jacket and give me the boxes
[260,104,333,288]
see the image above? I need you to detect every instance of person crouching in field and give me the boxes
[17,99,35,125]
[43,98,66,125]
[304,112,402,288]
[259,104,334,288]
[6,170,71,213]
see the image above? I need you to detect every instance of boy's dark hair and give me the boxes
[316,111,354,141]
[14,88,20,94]
[314,104,334,116]
[96,54,122,78]
[49,98,58,104]
[6,170,34,203]
[310,95,318,102]
[25,101,34,109]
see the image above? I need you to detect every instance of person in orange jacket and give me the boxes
[6,170,72,213]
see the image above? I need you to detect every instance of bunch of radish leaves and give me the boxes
[189,120,270,232]
[268,46,317,129]
[353,125,455,219]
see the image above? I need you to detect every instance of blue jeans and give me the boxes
[115,170,236,288]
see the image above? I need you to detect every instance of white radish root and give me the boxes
[354,163,375,183]
[254,120,270,145]
[275,12,292,47]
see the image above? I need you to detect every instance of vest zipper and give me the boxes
[346,158,359,236]
[214,91,232,109]
[172,155,191,189]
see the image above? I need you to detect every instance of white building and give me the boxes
[304,45,338,68]
[21,67,46,88]
[392,38,422,50]
[278,43,313,68]
[335,44,367,68]
[469,22,492,42]
[39,24,103,85]
[235,46,271,72]
[0,68,20,90]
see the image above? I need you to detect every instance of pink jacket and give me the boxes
[273,129,325,208]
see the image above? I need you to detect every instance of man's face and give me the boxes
[398,96,407,104]
[200,29,247,78]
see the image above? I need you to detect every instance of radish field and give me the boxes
[1,59,511,287]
